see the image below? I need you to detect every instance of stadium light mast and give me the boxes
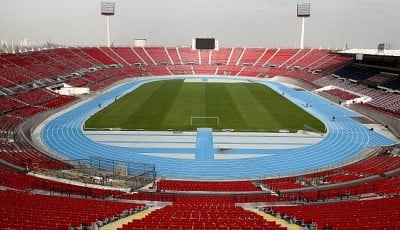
[297,3,310,49]
[101,1,115,47]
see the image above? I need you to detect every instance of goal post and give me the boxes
[190,116,220,127]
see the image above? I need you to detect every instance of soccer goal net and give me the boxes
[190,116,220,127]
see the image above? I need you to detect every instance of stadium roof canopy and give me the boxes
[337,49,400,57]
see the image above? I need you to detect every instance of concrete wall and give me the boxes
[349,104,400,139]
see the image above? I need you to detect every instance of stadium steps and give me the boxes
[248,208,303,230]
[100,206,164,230]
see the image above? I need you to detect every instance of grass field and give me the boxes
[85,79,326,132]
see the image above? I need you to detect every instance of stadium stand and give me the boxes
[266,49,298,67]
[227,47,244,66]
[193,65,217,75]
[112,47,144,65]
[165,47,182,64]
[210,47,232,65]
[381,77,400,90]
[199,49,210,65]
[0,46,399,230]
[264,196,400,229]
[145,47,172,64]
[119,196,286,230]
[254,49,279,67]
[80,47,117,65]
[237,48,266,66]
[177,47,199,65]
[0,189,144,230]
[335,65,380,81]
[323,88,360,101]
[132,47,156,65]
[99,47,130,66]
[144,65,172,76]
[156,180,261,192]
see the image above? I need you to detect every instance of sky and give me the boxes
[1,0,399,49]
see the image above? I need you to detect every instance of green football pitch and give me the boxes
[85,79,326,132]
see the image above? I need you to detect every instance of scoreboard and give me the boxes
[195,38,216,50]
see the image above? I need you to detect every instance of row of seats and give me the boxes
[0,189,144,230]
[258,148,400,192]
[262,177,305,191]
[265,196,400,229]
[313,75,400,117]
[1,47,348,89]
[340,152,400,176]
[283,173,400,203]
[0,138,67,171]
[365,72,396,85]
[119,196,286,230]
[156,180,260,192]
[323,88,360,101]
[335,65,380,81]
[0,164,125,198]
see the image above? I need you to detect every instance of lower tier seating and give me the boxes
[157,180,260,192]
[265,196,400,230]
[0,189,144,230]
[119,196,286,230]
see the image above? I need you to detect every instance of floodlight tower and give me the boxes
[101,1,115,47]
[297,3,310,49]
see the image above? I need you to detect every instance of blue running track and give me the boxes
[40,77,395,180]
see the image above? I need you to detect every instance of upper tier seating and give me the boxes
[227,47,244,65]
[144,47,172,64]
[100,47,131,66]
[81,47,117,65]
[165,47,182,64]
[364,72,396,85]
[133,47,156,65]
[313,54,352,73]
[199,50,210,65]
[335,65,380,81]
[280,48,311,67]
[210,48,232,65]
[381,78,400,90]
[113,47,144,65]
[237,48,266,65]
[177,47,199,64]
[266,49,298,67]
[289,49,330,69]
[254,49,279,67]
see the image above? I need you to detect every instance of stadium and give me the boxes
[1,1,400,230]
